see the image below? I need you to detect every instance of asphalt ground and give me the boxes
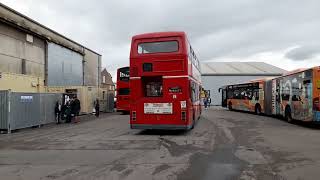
[1,107,320,180]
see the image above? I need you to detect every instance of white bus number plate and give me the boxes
[144,103,173,114]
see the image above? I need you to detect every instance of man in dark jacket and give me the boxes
[65,101,72,123]
[95,99,100,117]
[72,96,81,123]
[54,101,61,124]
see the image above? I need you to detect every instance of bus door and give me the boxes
[274,79,281,115]
[290,70,312,121]
[221,88,227,107]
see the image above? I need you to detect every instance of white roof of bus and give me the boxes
[201,62,287,76]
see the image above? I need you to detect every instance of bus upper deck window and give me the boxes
[138,41,179,54]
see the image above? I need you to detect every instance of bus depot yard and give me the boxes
[1,108,320,180]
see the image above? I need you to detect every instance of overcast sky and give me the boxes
[1,0,320,80]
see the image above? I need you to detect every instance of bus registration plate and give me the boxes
[144,103,173,114]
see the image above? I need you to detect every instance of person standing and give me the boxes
[208,97,212,107]
[95,99,100,117]
[203,98,208,109]
[54,101,62,124]
[72,96,81,123]
[65,101,72,123]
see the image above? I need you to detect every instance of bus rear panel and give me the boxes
[129,32,201,130]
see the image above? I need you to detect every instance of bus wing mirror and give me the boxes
[218,88,221,93]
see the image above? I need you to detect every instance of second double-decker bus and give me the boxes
[129,32,202,130]
[223,66,320,123]
[116,66,130,113]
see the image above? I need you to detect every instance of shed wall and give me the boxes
[84,49,101,86]
[0,22,45,78]
[47,43,83,86]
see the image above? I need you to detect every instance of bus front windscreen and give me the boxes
[119,67,130,81]
[138,41,178,54]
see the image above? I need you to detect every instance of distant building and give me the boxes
[201,62,287,106]
[0,2,101,92]
[101,68,114,90]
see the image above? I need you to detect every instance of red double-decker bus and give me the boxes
[116,66,130,113]
[129,32,202,130]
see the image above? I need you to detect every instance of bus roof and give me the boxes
[282,68,309,76]
[118,66,129,70]
[132,31,186,40]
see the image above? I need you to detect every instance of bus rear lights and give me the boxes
[180,101,187,109]
[181,111,187,121]
[132,111,137,121]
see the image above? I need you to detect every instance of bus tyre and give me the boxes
[228,102,232,111]
[255,104,261,115]
[285,107,293,123]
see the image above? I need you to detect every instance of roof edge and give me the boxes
[0,2,101,56]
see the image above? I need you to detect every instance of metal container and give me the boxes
[0,90,62,133]
[0,90,9,130]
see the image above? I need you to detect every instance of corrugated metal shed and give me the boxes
[0,2,100,56]
[201,62,287,106]
[201,62,286,76]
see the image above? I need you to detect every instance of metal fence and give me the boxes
[0,90,62,133]
[0,90,9,130]
[100,92,115,113]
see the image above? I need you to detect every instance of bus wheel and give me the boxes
[255,104,261,115]
[285,106,293,123]
[228,102,233,111]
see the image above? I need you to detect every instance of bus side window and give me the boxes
[227,90,233,99]
[234,89,240,99]
[303,80,311,98]
[247,89,253,100]
[276,89,280,102]
[190,82,196,102]
[253,90,259,101]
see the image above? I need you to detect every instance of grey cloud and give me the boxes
[285,45,320,61]
[3,0,320,72]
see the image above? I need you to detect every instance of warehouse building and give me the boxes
[201,62,287,106]
[0,2,101,90]
[0,3,114,115]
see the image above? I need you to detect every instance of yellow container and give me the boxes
[0,72,44,93]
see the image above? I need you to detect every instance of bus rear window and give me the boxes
[119,88,130,95]
[138,41,178,54]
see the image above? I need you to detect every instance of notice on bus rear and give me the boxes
[144,103,173,114]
